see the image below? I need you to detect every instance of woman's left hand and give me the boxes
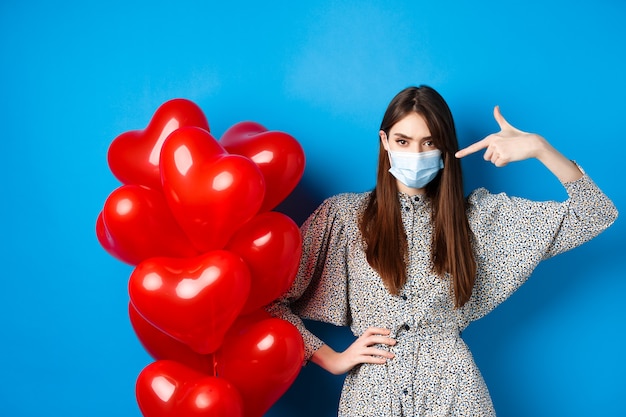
[455,106,547,167]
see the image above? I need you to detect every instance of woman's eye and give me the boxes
[424,140,434,147]
[396,139,407,145]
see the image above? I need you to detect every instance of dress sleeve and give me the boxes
[266,194,352,361]
[461,170,618,322]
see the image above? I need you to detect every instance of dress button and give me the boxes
[402,388,409,395]
[401,294,408,300]
[403,324,410,331]
[404,205,410,211]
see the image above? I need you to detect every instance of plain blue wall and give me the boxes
[1,1,624,416]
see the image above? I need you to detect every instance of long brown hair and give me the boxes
[359,85,476,307]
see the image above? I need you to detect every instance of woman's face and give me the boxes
[380,112,437,154]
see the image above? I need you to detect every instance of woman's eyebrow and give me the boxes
[393,133,432,141]
[393,133,414,140]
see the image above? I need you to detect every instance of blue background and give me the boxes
[1,1,624,416]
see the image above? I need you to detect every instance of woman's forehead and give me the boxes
[390,113,431,138]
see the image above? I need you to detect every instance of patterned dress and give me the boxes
[267,169,617,416]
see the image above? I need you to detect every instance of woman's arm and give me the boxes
[456,106,617,322]
[455,106,583,184]
[267,194,395,371]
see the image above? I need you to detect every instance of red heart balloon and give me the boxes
[215,316,304,417]
[129,303,215,375]
[97,185,198,265]
[160,127,265,252]
[95,212,118,258]
[136,360,243,417]
[220,121,305,212]
[129,250,251,354]
[226,212,302,314]
[108,98,210,190]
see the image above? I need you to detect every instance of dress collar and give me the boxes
[398,192,430,210]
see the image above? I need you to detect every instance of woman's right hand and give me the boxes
[311,327,396,375]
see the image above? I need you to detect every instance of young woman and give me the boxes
[267,86,617,416]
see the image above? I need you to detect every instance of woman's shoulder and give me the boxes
[316,191,371,221]
[466,187,501,206]
[324,191,371,206]
[465,186,563,231]
[466,186,524,206]
[465,187,519,220]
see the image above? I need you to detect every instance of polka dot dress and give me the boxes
[267,170,617,417]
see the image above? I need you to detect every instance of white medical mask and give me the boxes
[387,148,444,189]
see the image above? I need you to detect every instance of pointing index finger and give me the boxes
[455,137,490,159]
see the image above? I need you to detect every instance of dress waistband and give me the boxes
[389,321,460,341]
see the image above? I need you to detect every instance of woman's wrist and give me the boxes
[534,137,583,183]
[311,344,343,375]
